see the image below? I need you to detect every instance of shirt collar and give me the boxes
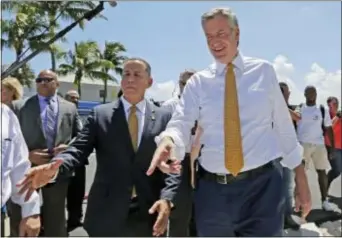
[210,51,245,76]
[120,96,146,114]
[38,93,57,103]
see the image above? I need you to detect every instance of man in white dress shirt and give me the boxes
[1,103,41,237]
[147,7,311,236]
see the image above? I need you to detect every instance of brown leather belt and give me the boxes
[198,159,278,185]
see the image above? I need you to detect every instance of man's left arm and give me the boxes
[268,65,311,217]
[159,111,181,205]
[268,65,303,169]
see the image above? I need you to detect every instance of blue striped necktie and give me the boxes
[45,97,56,151]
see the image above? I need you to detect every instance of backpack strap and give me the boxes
[320,104,326,135]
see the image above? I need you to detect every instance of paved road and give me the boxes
[70,153,342,236]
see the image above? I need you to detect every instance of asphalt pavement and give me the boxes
[70,153,342,237]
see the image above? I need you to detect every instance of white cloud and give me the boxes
[274,55,341,106]
[146,80,177,102]
[272,55,305,104]
[304,64,341,106]
[148,55,341,106]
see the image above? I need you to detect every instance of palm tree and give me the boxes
[28,1,106,71]
[57,41,115,98]
[1,4,44,85]
[100,42,127,103]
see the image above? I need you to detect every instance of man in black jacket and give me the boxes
[16,58,181,237]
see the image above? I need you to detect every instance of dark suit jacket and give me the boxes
[11,95,81,165]
[55,99,181,236]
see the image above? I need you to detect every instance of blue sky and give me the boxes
[2,1,341,102]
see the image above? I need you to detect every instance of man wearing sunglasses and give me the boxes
[8,70,82,237]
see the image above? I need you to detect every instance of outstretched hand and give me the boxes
[146,137,181,176]
[149,199,171,237]
[17,159,63,201]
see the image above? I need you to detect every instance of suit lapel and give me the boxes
[32,95,46,140]
[55,98,67,144]
[137,102,155,153]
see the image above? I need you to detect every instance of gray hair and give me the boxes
[124,57,151,76]
[201,7,239,29]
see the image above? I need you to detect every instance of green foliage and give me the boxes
[57,41,117,97]
[1,1,107,84]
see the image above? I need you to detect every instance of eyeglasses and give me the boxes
[35,77,54,83]
[69,96,79,100]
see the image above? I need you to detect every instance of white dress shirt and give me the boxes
[162,96,179,114]
[162,96,194,153]
[1,103,40,218]
[121,97,146,146]
[156,53,303,174]
[297,104,332,145]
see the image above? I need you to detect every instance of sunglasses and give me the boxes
[35,77,55,83]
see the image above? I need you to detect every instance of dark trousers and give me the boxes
[168,154,194,237]
[67,165,86,224]
[122,209,158,237]
[194,163,284,237]
[8,180,69,237]
[282,167,295,216]
[327,148,342,187]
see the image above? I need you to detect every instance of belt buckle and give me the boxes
[216,173,228,184]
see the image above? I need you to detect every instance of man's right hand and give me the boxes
[19,214,41,237]
[16,159,63,201]
[146,137,181,176]
[29,149,52,165]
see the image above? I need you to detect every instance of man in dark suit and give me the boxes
[9,70,81,237]
[64,90,86,231]
[16,58,181,237]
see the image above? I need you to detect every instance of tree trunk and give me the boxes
[103,79,107,103]
[50,50,56,71]
[74,72,82,99]
[77,79,82,99]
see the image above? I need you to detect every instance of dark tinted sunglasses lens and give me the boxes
[36,77,53,83]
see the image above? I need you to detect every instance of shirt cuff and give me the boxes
[21,192,40,218]
[155,130,186,161]
[280,143,303,169]
[49,169,59,183]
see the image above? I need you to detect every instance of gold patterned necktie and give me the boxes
[128,105,138,197]
[224,63,244,176]
[128,105,138,151]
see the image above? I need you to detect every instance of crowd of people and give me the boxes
[1,6,341,238]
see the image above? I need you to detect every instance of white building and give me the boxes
[24,74,120,102]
